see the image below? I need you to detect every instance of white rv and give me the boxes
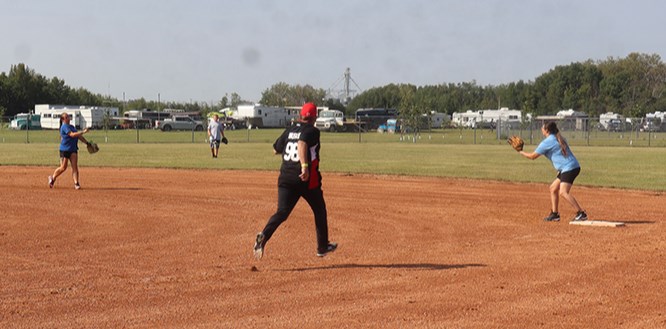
[35,104,119,129]
[556,109,589,131]
[644,111,666,132]
[452,108,524,128]
[599,112,625,131]
[556,109,587,118]
[451,110,480,128]
[231,105,299,128]
[646,111,665,121]
[428,112,450,128]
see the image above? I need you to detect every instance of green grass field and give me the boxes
[1,128,664,191]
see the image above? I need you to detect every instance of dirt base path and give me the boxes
[1,166,664,328]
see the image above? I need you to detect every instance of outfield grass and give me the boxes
[1,129,664,191]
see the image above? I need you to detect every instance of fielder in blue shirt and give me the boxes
[48,112,91,190]
[519,122,588,222]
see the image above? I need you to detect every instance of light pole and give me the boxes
[26,110,31,143]
[104,108,109,143]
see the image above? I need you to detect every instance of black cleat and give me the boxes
[316,242,338,257]
[253,232,265,260]
[572,211,588,221]
[543,212,560,222]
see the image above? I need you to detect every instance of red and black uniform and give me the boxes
[259,121,330,253]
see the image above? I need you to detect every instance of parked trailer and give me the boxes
[355,108,398,131]
[452,108,523,129]
[35,104,119,129]
[231,105,299,128]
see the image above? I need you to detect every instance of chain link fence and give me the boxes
[479,117,666,147]
[2,115,665,147]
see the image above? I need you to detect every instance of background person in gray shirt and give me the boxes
[207,114,226,158]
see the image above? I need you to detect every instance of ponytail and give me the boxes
[555,132,568,157]
[544,122,569,157]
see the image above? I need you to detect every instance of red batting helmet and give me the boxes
[300,102,317,119]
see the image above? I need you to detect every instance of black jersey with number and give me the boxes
[273,122,322,189]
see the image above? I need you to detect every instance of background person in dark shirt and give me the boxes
[253,102,337,259]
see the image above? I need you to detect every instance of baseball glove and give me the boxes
[221,136,228,145]
[507,135,524,152]
[86,141,100,154]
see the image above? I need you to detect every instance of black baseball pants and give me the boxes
[261,183,329,252]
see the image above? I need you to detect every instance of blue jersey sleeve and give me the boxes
[534,136,552,155]
[534,143,546,155]
[61,124,73,136]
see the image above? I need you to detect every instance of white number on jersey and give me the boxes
[283,141,300,162]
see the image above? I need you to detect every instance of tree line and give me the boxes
[0,64,225,119]
[2,53,665,121]
[344,53,666,120]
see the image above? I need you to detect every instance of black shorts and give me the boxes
[557,167,581,184]
[60,150,77,159]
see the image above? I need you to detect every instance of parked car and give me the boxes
[155,115,204,131]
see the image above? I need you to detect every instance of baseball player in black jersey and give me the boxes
[253,102,337,259]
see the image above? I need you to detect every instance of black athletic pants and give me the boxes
[262,183,329,252]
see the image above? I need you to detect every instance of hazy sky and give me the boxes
[2,0,664,104]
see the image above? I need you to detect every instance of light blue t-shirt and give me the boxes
[60,124,78,152]
[534,134,580,173]
[208,120,223,140]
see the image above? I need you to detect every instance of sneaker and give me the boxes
[48,176,54,188]
[573,211,588,221]
[74,183,81,190]
[316,242,338,257]
[253,232,265,260]
[543,212,560,222]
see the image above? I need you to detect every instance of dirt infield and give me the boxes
[1,166,664,328]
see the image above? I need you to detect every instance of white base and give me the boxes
[569,220,625,227]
